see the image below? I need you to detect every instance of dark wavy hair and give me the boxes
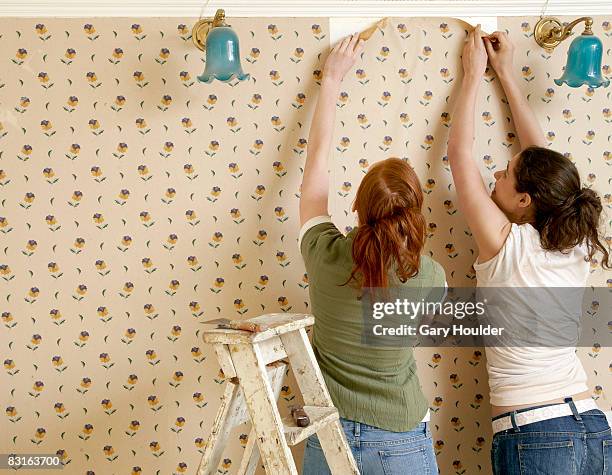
[341,157,426,292]
[514,146,610,269]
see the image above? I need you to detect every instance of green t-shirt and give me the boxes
[299,217,446,432]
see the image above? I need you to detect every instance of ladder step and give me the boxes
[282,406,339,446]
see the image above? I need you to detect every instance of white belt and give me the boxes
[492,398,599,434]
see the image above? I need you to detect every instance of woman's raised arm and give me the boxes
[447,26,511,263]
[483,31,547,150]
[300,33,365,226]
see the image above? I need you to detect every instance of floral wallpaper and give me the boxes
[0,15,610,475]
[330,15,611,474]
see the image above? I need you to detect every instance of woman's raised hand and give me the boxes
[483,31,515,79]
[461,25,488,81]
[323,33,365,84]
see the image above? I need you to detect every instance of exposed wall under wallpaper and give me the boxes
[0,16,610,475]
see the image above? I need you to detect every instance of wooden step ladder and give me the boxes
[197,313,359,475]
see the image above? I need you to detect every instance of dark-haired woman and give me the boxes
[448,26,612,474]
[299,33,445,474]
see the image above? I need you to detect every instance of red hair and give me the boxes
[342,157,426,292]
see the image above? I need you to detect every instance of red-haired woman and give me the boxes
[448,26,612,474]
[299,33,445,475]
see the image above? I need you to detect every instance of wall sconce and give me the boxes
[192,9,250,84]
[534,16,609,88]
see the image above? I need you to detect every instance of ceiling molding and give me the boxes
[1,0,611,17]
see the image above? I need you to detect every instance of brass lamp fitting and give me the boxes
[534,16,593,53]
[192,8,227,51]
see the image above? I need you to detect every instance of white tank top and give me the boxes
[473,223,589,406]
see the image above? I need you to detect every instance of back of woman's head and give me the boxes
[515,146,610,268]
[343,157,426,291]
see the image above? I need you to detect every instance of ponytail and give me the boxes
[344,209,425,290]
[340,157,427,296]
[515,147,611,269]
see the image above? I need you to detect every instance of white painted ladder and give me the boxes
[196,313,359,475]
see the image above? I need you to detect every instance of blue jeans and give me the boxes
[492,408,612,475]
[302,418,438,475]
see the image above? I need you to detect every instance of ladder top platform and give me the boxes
[202,313,315,344]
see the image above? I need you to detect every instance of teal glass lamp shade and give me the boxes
[554,34,610,88]
[197,26,250,84]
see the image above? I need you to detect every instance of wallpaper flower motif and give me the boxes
[0,16,610,475]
